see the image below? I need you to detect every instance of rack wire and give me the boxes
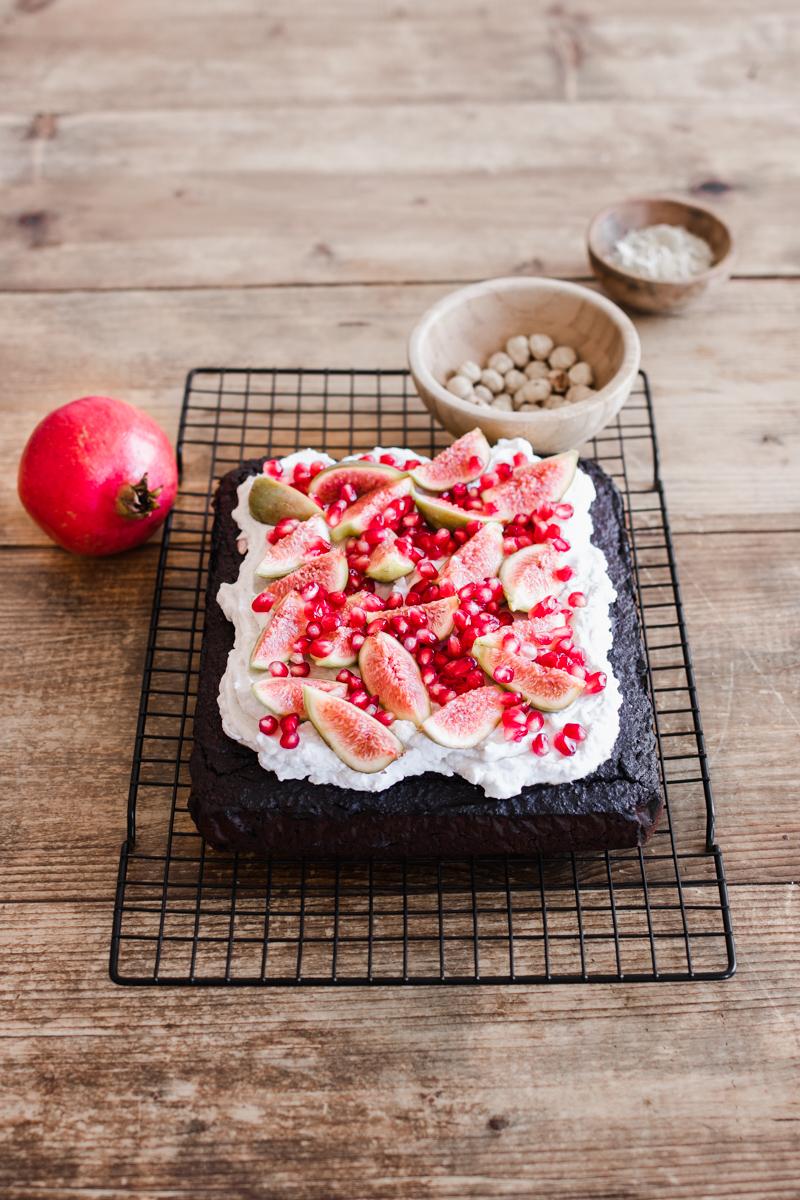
[110,368,735,986]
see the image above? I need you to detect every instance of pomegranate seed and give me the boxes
[383,592,402,609]
[563,722,587,742]
[513,451,527,467]
[327,510,342,528]
[439,687,457,704]
[568,592,587,608]
[458,583,476,601]
[293,636,311,654]
[391,616,410,637]
[452,528,469,544]
[527,710,544,732]
[551,537,570,553]
[263,459,283,478]
[355,538,370,555]
[584,670,607,694]
[466,669,485,689]
[502,706,527,727]
[418,647,434,666]
[503,538,519,555]
[536,501,554,520]
[533,595,558,617]
[290,661,310,677]
[496,462,512,481]
[556,637,574,653]
[403,635,419,653]
[537,651,558,668]
[492,665,515,684]
[280,730,300,750]
[480,473,498,490]
[300,582,321,601]
[446,634,462,658]
[421,667,437,686]
[337,669,353,684]
[376,709,395,726]
[403,458,421,470]
[289,651,305,665]
[340,483,357,505]
[367,617,389,635]
[321,613,341,633]
[531,733,550,756]
[498,611,514,627]
[350,631,366,651]
[500,691,523,707]
[452,609,470,633]
[280,713,300,733]
[269,661,289,677]
[274,517,299,538]
[379,452,397,466]
[350,689,369,708]
[553,502,574,519]
[309,637,333,658]
[305,621,321,639]
[554,730,577,757]
[502,633,521,654]
[568,663,587,679]
[252,592,275,613]
[258,715,279,736]
[417,559,437,579]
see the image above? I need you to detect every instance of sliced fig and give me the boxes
[308,460,404,506]
[372,595,459,640]
[366,533,415,582]
[250,592,307,668]
[332,477,413,541]
[500,544,558,612]
[265,549,349,604]
[409,429,491,492]
[255,516,330,580]
[422,686,507,749]
[251,676,346,717]
[359,631,430,725]
[477,611,568,653]
[412,490,497,531]
[482,451,579,521]
[473,643,585,711]
[438,521,504,590]
[249,473,321,524]
[303,686,404,773]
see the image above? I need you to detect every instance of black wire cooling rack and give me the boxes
[109,368,735,986]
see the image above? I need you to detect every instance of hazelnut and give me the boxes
[473,384,494,405]
[544,393,572,409]
[568,361,594,387]
[548,369,570,394]
[529,333,554,361]
[480,368,504,394]
[504,368,526,395]
[566,384,596,403]
[505,335,531,368]
[488,351,514,375]
[493,393,514,411]
[524,360,549,380]
[456,360,482,384]
[549,345,577,371]
[446,374,473,400]
[516,378,551,407]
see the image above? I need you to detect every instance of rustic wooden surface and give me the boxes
[1,2,799,1197]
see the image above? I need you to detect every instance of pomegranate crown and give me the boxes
[116,474,163,519]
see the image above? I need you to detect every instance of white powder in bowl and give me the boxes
[609,223,713,282]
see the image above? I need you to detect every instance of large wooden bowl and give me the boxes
[587,196,734,313]
[407,277,641,455]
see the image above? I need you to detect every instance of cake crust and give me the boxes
[188,457,662,856]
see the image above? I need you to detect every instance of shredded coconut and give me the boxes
[609,223,713,282]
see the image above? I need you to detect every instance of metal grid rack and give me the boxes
[110,368,735,986]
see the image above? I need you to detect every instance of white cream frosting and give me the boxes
[216,439,622,800]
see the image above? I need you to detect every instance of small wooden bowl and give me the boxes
[407,277,641,455]
[587,196,734,313]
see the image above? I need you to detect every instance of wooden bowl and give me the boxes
[587,196,734,313]
[407,277,641,455]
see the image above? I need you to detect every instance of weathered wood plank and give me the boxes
[0,886,797,1199]
[3,281,798,547]
[1,530,797,900]
[1,100,797,285]
[3,0,799,109]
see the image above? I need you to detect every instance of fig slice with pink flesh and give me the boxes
[422,686,507,749]
[303,686,404,773]
[358,631,430,725]
[409,428,491,492]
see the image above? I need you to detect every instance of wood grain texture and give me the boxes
[2,101,798,287]
[1,887,798,1199]
[3,281,798,547]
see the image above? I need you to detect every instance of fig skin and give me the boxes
[18,395,178,556]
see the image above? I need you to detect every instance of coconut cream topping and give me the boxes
[216,439,622,799]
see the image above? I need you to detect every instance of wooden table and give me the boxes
[2,3,798,1196]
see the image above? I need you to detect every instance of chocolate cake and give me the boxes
[188,455,662,856]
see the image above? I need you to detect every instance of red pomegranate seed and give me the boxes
[551,537,570,553]
[502,706,527,728]
[498,611,514,627]
[527,710,544,732]
[280,713,299,733]
[263,459,283,478]
[350,631,366,651]
[336,669,353,684]
[446,634,462,658]
[403,635,419,653]
[416,628,437,646]
[555,637,574,653]
[568,663,587,680]
[379,452,397,466]
[376,709,395,725]
[417,559,437,579]
[433,650,449,669]
[533,595,558,617]
[252,592,275,613]
[492,665,515,684]
[421,667,437,686]
[502,633,521,654]
[383,592,401,609]
[466,669,485,689]
[290,661,310,677]
[269,661,289,677]
[554,502,574,519]
[537,651,558,668]
[584,670,607,694]
[327,510,342,529]
[563,722,587,742]
[531,733,550,756]
[513,451,527,467]
[300,581,321,601]
[279,730,300,750]
[499,691,523,707]
[293,636,311,654]
[258,715,279,736]
[496,462,512,481]
[309,637,333,658]
[403,458,421,470]
[452,609,470,633]
[553,730,577,757]
[418,646,434,666]
[568,592,587,608]
[350,689,369,708]
[340,483,358,504]
[391,616,410,637]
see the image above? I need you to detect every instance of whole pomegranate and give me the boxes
[18,396,178,556]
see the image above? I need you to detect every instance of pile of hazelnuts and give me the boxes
[445,333,597,412]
